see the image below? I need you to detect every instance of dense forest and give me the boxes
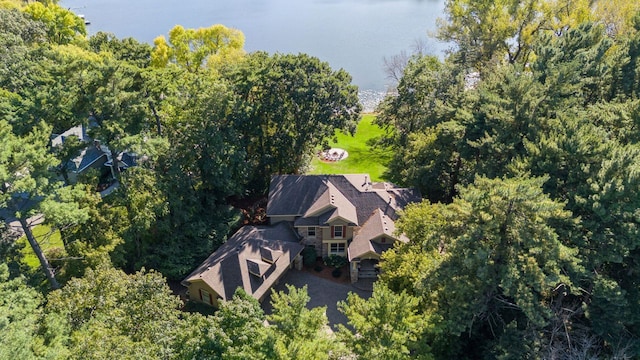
[1,0,640,358]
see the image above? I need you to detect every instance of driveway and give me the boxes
[261,269,372,330]
[0,209,44,239]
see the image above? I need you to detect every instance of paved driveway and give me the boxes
[0,209,44,238]
[261,269,371,330]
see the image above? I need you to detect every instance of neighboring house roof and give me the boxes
[267,174,421,226]
[69,145,108,173]
[53,123,140,175]
[52,124,110,174]
[106,152,138,171]
[182,222,304,302]
[348,208,409,261]
[51,124,90,148]
[118,152,137,169]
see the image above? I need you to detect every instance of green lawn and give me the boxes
[307,114,390,182]
[18,224,64,270]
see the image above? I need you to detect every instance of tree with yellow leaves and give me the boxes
[438,0,638,73]
[151,24,245,73]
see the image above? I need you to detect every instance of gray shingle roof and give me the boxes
[348,209,409,261]
[182,222,303,301]
[267,175,328,216]
[267,174,421,226]
[52,124,109,173]
[119,152,138,169]
[72,146,107,172]
[293,216,320,227]
[51,124,90,148]
[303,187,332,217]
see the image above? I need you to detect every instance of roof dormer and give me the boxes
[247,258,271,278]
[260,247,283,264]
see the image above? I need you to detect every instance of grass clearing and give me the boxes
[18,224,64,270]
[307,114,390,182]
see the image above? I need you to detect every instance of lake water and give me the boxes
[61,0,447,106]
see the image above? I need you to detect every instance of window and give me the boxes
[200,289,212,305]
[308,226,316,237]
[330,243,346,255]
[332,225,344,239]
[381,237,386,243]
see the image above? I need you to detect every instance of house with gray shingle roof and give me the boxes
[267,174,420,283]
[51,124,139,185]
[182,174,420,307]
[51,124,111,184]
[181,222,304,307]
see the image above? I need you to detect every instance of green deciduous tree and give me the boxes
[113,166,174,275]
[224,52,361,193]
[46,265,203,359]
[437,0,613,72]
[209,288,274,359]
[375,55,450,146]
[0,263,68,359]
[56,185,125,280]
[591,0,640,37]
[23,2,85,45]
[267,285,345,360]
[0,7,46,48]
[151,74,245,279]
[338,283,431,359]
[89,31,152,68]
[394,121,468,203]
[438,0,545,69]
[0,8,55,134]
[376,55,476,202]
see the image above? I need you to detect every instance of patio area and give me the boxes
[318,147,349,162]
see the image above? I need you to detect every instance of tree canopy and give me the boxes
[3,0,640,358]
[376,3,640,357]
[151,24,245,72]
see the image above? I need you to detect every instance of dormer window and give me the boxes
[308,226,316,237]
[247,259,271,278]
[260,247,281,264]
[332,225,344,239]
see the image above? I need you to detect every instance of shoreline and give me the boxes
[358,89,390,114]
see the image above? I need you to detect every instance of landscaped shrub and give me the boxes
[302,246,317,267]
[323,254,347,268]
[183,300,216,316]
[314,265,324,272]
[332,268,342,278]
